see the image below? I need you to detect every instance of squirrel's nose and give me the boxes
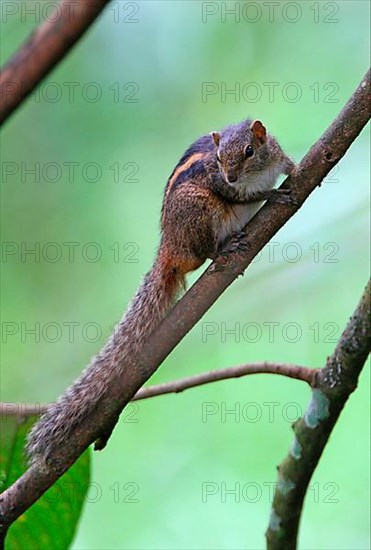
[227,172,238,183]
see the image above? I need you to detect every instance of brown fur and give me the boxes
[165,152,205,198]
[27,118,294,465]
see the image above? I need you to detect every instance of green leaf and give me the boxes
[0,413,90,550]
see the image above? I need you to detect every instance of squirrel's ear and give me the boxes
[210,131,220,147]
[250,120,267,144]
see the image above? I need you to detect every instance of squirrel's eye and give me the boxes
[216,152,221,163]
[244,145,254,158]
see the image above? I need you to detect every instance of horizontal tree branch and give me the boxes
[266,280,371,550]
[0,68,370,537]
[0,0,111,125]
[134,362,317,398]
[0,362,318,417]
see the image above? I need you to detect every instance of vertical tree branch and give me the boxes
[266,281,371,549]
[0,0,111,125]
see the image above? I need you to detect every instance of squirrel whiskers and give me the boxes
[27,118,295,465]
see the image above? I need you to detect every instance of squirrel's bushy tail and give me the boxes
[26,247,184,464]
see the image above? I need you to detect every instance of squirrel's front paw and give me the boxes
[273,188,298,206]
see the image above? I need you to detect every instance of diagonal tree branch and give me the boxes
[0,0,111,125]
[0,69,370,538]
[0,362,318,417]
[266,280,371,550]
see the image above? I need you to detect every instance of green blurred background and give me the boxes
[1,1,370,548]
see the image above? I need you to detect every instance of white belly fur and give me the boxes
[216,161,285,247]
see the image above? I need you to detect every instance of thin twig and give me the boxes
[0,69,369,537]
[0,0,111,125]
[134,362,318,398]
[266,281,371,550]
[0,362,318,417]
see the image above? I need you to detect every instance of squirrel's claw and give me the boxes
[273,188,299,206]
[210,231,249,274]
[228,231,250,253]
